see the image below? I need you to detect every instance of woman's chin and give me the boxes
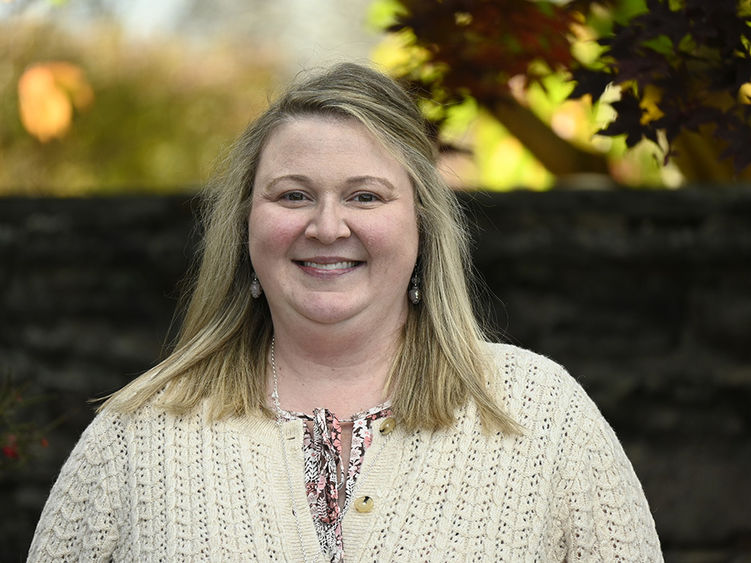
[293,298,366,326]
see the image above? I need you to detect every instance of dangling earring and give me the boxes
[250,272,263,299]
[408,273,421,305]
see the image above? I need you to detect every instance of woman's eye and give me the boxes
[352,192,379,203]
[281,191,307,202]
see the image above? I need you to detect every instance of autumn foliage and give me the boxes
[377,0,751,184]
[386,0,575,103]
[377,0,618,182]
[569,0,751,180]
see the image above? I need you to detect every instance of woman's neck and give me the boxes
[270,324,400,417]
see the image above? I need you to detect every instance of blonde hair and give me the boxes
[101,63,519,434]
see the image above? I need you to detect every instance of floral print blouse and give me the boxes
[277,403,392,562]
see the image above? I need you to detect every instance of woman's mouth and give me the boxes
[299,260,361,270]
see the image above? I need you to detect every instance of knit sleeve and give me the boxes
[27,412,125,562]
[556,387,662,562]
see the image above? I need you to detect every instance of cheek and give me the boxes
[362,215,419,262]
[247,208,299,261]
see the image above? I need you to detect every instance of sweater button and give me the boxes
[354,495,374,513]
[379,417,396,435]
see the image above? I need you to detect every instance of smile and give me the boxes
[299,260,361,270]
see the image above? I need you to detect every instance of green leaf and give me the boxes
[367,0,408,30]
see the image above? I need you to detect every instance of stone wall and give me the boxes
[1,190,750,561]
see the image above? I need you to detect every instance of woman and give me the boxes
[29,63,661,561]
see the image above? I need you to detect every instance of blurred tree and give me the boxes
[376,0,609,178]
[371,0,751,187]
[0,19,278,195]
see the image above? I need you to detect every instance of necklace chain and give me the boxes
[270,336,284,417]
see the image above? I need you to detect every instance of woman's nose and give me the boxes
[304,201,351,243]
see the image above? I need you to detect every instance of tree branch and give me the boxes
[492,95,610,177]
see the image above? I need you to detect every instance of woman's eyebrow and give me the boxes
[262,174,313,191]
[263,174,398,193]
[345,175,397,193]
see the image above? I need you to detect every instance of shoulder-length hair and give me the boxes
[101,63,519,434]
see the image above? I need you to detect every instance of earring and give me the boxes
[408,274,421,305]
[250,272,263,299]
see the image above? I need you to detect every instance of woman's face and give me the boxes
[248,116,419,330]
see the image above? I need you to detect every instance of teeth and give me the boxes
[302,261,358,270]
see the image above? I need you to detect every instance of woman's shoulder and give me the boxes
[93,397,173,427]
[88,398,276,448]
[481,341,602,424]
[480,341,627,479]
[478,342,662,559]
[70,402,170,456]
[77,397,209,453]
[484,341,565,371]
[483,341,577,390]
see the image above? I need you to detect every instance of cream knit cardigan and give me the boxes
[28,343,662,562]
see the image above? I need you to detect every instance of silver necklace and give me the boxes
[269,336,284,418]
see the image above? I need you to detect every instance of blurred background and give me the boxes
[2,0,750,560]
[0,0,381,195]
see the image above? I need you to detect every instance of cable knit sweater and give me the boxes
[28,343,662,562]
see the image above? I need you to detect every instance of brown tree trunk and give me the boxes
[491,95,610,177]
